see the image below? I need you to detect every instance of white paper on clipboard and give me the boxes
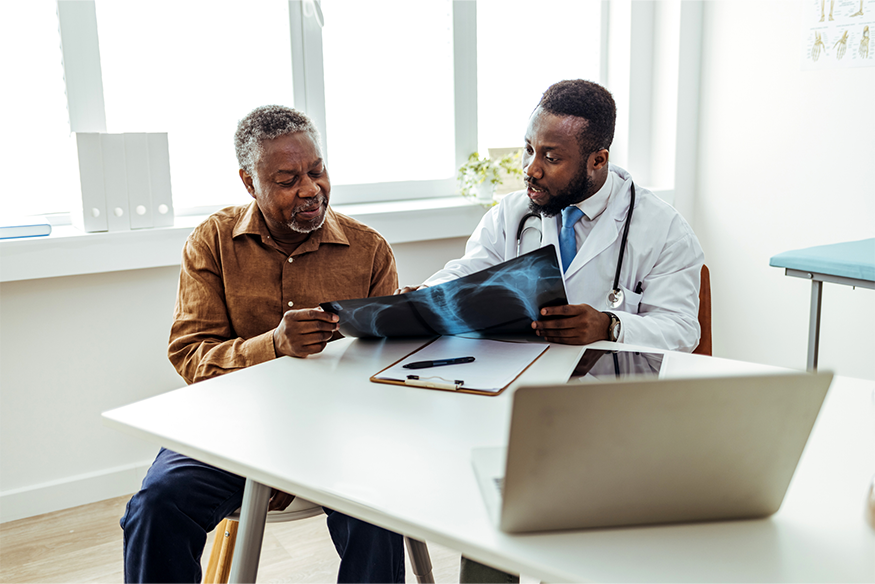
[375,336,549,393]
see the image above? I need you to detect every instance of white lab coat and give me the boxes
[424,165,704,352]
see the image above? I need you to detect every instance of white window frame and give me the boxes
[290,0,477,205]
[58,0,705,212]
[1,0,705,284]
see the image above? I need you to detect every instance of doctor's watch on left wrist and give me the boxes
[604,311,621,342]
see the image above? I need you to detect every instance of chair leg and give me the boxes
[404,536,434,584]
[203,518,239,584]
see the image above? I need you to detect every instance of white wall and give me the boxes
[696,0,875,380]
[0,237,466,522]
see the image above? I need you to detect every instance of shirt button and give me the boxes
[288,301,294,307]
[288,257,294,263]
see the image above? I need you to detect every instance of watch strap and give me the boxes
[604,311,620,342]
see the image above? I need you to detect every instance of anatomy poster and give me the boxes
[802,0,875,69]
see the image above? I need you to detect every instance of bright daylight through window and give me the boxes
[476,0,601,156]
[321,0,456,187]
[0,2,80,220]
[1,0,602,221]
[95,0,294,212]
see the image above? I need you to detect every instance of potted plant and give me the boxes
[457,151,524,207]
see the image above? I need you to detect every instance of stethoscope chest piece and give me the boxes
[607,288,624,309]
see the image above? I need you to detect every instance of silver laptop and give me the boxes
[472,367,833,533]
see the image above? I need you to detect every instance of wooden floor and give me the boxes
[0,495,463,583]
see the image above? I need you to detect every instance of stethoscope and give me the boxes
[515,183,636,310]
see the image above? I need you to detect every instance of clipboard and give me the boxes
[370,336,549,396]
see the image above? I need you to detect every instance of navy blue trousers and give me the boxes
[121,448,405,583]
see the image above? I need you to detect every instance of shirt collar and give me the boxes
[232,201,350,250]
[572,171,613,220]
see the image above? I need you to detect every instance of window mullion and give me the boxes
[289,0,328,155]
[57,0,107,132]
[453,0,478,170]
[599,0,611,86]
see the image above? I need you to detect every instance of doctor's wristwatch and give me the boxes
[604,311,621,342]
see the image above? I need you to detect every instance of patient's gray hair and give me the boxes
[234,105,322,175]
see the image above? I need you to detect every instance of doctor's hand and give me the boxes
[394,285,424,295]
[532,304,611,345]
[273,308,339,358]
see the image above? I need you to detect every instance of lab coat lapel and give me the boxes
[563,180,630,279]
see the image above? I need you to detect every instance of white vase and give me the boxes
[475,181,495,203]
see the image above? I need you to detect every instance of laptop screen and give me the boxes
[568,349,664,383]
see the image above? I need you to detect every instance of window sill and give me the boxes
[0,197,487,283]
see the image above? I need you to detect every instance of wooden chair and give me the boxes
[202,497,434,584]
[693,264,712,356]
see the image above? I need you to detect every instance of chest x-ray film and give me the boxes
[321,246,567,338]
[569,349,664,382]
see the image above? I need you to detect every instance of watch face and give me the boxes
[610,321,621,341]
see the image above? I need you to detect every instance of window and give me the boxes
[95,0,294,211]
[8,0,615,221]
[0,2,80,220]
[321,0,456,187]
[476,0,602,155]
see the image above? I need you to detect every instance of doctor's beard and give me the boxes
[527,166,594,218]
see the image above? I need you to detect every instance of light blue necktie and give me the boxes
[559,206,584,273]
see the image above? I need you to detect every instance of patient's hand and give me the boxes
[274,308,339,358]
[394,285,424,295]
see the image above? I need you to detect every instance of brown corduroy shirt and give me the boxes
[168,201,398,384]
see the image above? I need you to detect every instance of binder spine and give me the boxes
[147,133,174,228]
[73,133,108,233]
[124,133,154,230]
[100,133,130,231]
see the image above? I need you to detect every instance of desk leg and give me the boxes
[807,279,823,371]
[228,478,270,584]
[404,537,435,584]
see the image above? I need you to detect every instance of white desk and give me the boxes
[103,338,875,582]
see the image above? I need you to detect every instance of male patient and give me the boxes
[120,105,405,583]
[404,79,704,352]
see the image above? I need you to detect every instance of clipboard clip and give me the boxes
[405,374,463,391]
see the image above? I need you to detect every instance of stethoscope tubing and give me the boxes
[611,182,635,296]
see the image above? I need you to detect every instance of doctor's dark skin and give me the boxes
[239,131,339,362]
[523,107,613,345]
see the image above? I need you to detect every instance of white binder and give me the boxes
[73,133,108,233]
[124,133,153,230]
[147,133,174,228]
[101,133,130,231]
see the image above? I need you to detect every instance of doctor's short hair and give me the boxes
[538,80,616,156]
[234,105,322,175]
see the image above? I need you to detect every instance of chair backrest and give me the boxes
[693,264,712,356]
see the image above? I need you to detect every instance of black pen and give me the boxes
[403,356,476,370]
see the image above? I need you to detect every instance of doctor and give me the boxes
[405,79,704,352]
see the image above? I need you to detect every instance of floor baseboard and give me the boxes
[0,461,151,523]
